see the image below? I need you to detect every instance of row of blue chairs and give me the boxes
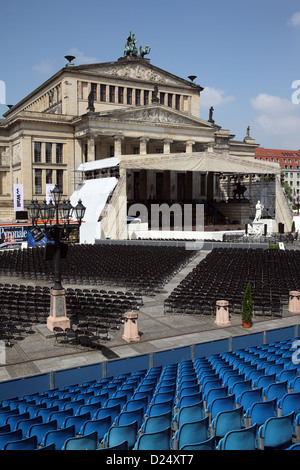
[0,337,300,450]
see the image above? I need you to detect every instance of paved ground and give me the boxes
[0,247,299,382]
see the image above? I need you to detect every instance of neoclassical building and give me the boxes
[0,36,291,240]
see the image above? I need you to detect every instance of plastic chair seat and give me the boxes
[63,431,99,450]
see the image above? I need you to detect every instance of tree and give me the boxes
[242,282,253,324]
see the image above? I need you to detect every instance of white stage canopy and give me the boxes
[77,157,120,173]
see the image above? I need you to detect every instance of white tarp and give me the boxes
[70,177,118,223]
[77,157,120,172]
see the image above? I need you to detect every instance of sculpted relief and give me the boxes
[92,63,179,86]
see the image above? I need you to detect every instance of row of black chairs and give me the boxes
[165,248,300,317]
[0,244,198,293]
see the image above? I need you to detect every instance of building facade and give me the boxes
[0,38,290,240]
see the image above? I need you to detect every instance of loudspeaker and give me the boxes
[16,211,28,220]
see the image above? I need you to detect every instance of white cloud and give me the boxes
[201,86,235,108]
[33,60,55,75]
[288,11,300,27]
[251,92,300,136]
[68,48,98,65]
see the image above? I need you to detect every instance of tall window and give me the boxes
[118,87,124,104]
[34,142,42,163]
[175,95,180,110]
[56,143,63,164]
[127,88,132,105]
[56,170,63,192]
[91,83,97,100]
[136,89,141,106]
[144,90,149,105]
[34,169,42,194]
[109,86,115,103]
[45,143,52,163]
[46,169,52,184]
[168,94,173,107]
[160,92,165,105]
[100,84,106,102]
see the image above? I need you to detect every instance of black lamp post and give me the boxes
[28,185,86,331]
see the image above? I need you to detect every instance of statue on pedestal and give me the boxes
[87,90,95,112]
[254,200,264,222]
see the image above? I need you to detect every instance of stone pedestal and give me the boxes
[47,288,70,331]
[122,311,140,342]
[288,291,300,314]
[214,300,231,327]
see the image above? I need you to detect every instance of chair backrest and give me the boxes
[0,429,23,450]
[6,412,29,431]
[147,399,174,416]
[142,412,173,434]
[94,404,121,422]
[280,392,300,416]
[43,425,76,450]
[16,416,43,437]
[237,388,262,409]
[134,427,171,450]
[176,402,205,428]
[262,412,294,450]
[104,421,138,450]
[176,416,209,448]
[211,407,243,438]
[264,381,287,401]
[28,419,58,446]
[248,399,277,426]
[114,407,144,428]
[63,431,99,450]
[210,395,235,420]
[123,397,148,415]
[218,424,257,450]
[63,412,90,434]
[81,416,112,440]
[180,436,216,451]
[3,435,38,451]
[49,409,73,428]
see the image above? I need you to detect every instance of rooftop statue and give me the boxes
[124,32,150,58]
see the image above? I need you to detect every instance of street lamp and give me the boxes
[28,185,86,331]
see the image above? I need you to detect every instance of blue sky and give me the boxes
[1,0,300,150]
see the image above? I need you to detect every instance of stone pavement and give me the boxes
[0,249,299,382]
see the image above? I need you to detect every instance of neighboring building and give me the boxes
[0,35,290,241]
[255,148,300,203]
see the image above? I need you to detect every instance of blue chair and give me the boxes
[286,443,300,450]
[173,402,205,429]
[28,420,58,446]
[133,427,171,450]
[218,424,257,450]
[140,411,173,434]
[48,409,73,428]
[0,408,20,426]
[123,397,149,415]
[3,435,38,450]
[236,388,262,410]
[254,374,276,389]
[26,403,47,418]
[114,407,144,428]
[62,431,99,450]
[229,379,252,397]
[76,402,102,419]
[211,407,243,441]
[278,392,300,416]
[179,436,216,450]
[80,416,112,441]
[103,421,138,450]
[173,416,209,450]
[94,404,121,423]
[245,399,277,427]
[51,397,71,410]
[63,399,84,415]
[175,393,202,410]
[103,396,128,410]
[208,395,235,420]
[204,387,228,410]
[16,416,43,438]
[263,381,288,401]
[151,391,175,404]
[36,405,59,422]
[258,412,294,450]
[42,425,76,450]
[0,429,22,450]
[63,412,90,434]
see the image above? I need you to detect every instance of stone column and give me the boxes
[122,311,140,342]
[47,288,70,331]
[114,136,123,157]
[288,291,300,314]
[87,136,95,162]
[139,137,149,156]
[214,300,231,327]
[163,139,173,154]
[185,140,195,153]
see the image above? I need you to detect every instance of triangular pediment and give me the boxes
[71,58,202,90]
[100,104,213,128]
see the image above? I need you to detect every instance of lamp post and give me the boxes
[28,185,86,331]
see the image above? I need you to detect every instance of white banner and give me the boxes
[46,184,55,203]
[13,184,23,211]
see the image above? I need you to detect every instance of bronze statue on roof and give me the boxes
[124,32,151,58]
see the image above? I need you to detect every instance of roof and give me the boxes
[255,148,300,170]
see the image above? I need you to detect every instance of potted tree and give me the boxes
[242,282,253,328]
